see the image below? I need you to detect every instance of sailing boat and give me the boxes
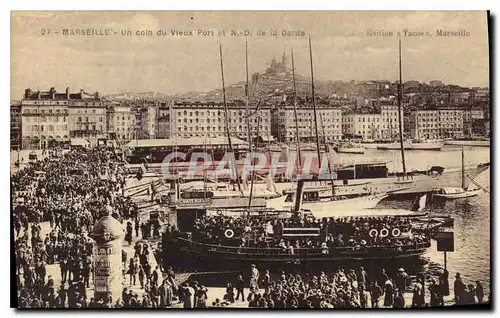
[432,148,482,199]
[281,40,388,213]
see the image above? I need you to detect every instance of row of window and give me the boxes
[179,125,268,132]
[28,124,68,132]
[177,110,270,117]
[77,117,104,123]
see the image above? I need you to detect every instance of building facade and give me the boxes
[111,105,135,141]
[342,113,381,140]
[156,102,170,139]
[67,91,107,146]
[20,87,108,149]
[170,101,271,141]
[409,108,464,140]
[21,88,70,149]
[11,104,22,150]
[273,104,342,142]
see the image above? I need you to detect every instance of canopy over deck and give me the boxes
[125,137,249,149]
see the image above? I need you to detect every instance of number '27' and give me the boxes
[41,29,50,35]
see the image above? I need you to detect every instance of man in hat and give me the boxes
[395,268,409,293]
[235,273,245,302]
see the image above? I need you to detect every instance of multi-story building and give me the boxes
[272,104,342,143]
[67,90,107,146]
[342,102,405,141]
[409,110,440,140]
[137,105,157,139]
[21,87,70,149]
[409,108,464,139]
[156,102,170,139]
[112,105,135,141]
[170,101,271,141]
[342,112,381,140]
[20,87,107,149]
[438,108,464,138]
[11,103,22,150]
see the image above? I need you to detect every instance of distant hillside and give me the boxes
[105,55,357,102]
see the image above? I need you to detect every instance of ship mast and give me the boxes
[291,47,304,214]
[309,36,335,196]
[397,37,407,174]
[461,147,466,190]
[291,48,302,169]
[309,37,322,173]
[245,40,252,152]
[319,112,335,196]
[219,43,242,193]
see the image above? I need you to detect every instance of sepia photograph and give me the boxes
[10,10,491,309]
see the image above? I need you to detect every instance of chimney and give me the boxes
[50,87,56,99]
[66,87,70,100]
[24,88,31,99]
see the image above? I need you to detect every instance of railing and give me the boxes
[175,237,430,257]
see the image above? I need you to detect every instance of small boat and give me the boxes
[338,142,365,154]
[376,141,412,150]
[377,140,443,151]
[431,148,484,199]
[432,187,482,199]
[410,140,444,151]
[444,139,490,148]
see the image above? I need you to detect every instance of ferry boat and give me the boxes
[162,208,436,264]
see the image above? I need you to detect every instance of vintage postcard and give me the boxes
[11,11,491,309]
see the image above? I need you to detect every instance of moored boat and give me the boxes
[444,139,490,147]
[338,142,365,154]
[432,187,482,199]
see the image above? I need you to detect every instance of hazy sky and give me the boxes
[11,11,489,99]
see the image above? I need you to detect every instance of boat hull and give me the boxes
[166,237,431,263]
[338,148,365,154]
[274,164,490,196]
[445,140,490,147]
[433,189,482,199]
[282,194,388,213]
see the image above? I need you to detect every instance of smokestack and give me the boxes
[66,87,70,99]
[24,88,31,99]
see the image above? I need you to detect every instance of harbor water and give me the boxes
[170,145,491,297]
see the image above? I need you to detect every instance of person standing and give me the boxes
[383,279,394,307]
[250,264,260,292]
[235,274,245,302]
[370,282,382,308]
[454,272,466,305]
[475,281,484,303]
[393,289,405,308]
[395,268,409,293]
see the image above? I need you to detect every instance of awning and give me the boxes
[70,138,90,147]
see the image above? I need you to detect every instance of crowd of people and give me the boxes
[191,214,427,252]
[213,265,486,308]
[12,147,155,308]
[11,146,488,309]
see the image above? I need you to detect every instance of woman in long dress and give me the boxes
[383,280,394,307]
[166,280,173,307]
